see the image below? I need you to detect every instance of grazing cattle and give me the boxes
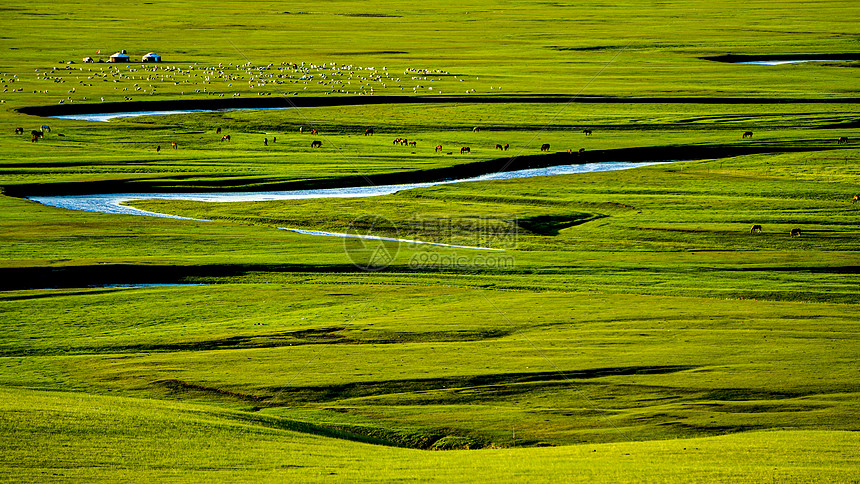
[311,140,322,148]
[495,144,504,150]
[504,143,509,151]
[14,127,23,134]
[216,127,222,134]
[408,141,416,147]
[460,146,470,154]
[743,131,753,139]
[41,125,50,133]
[364,128,374,136]
[852,195,859,204]
[221,134,231,141]
[540,143,550,151]
[582,129,592,136]
[171,142,177,149]
[750,224,762,234]
[435,145,443,153]
[472,127,480,132]
[789,228,802,237]
[837,136,848,144]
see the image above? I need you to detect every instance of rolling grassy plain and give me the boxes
[2,0,860,481]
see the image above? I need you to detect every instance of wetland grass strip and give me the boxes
[18,94,860,119]
[12,145,816,198]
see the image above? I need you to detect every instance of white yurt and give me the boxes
[142,52,161,63]
[109,50,130,63]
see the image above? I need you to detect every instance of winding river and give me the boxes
[28,161,664,220]
[26,106,669,249]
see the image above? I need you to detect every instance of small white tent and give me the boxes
[142,52,161,63]
[109,50,130,63]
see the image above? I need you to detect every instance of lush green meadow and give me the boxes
[2,0,860,481]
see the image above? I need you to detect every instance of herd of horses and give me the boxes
[749,225,804,237]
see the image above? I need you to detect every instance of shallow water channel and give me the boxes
[29,161,664,220]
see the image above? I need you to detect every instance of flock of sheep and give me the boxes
[3,60,483,105]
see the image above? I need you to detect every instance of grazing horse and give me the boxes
[495,144,504,150]
[221,134,231,142]
[40,125,50,133]
[408,141,416,147]
[299,127,304,134]
[311,140,322,148]
[310,128,318,135]
[216,127,222,134]
[435,145,443,153]
[171,142,177,149]
[460,146,470,154]
[472,127,480,132]
[743,131,753,139]
[579,148,585,154]
[540,143,550,151]
[364,128,374,136]
[504,143,509,151]
[837,136,848,144]
[582,129,592,136]
[852,195,859,204]
[789,228,802,237]
[156,145,161,152]
[14,127,23,134]
[750,224,762,234]
[30,130,43,141]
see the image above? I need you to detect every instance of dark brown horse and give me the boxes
[743,131,753,139]
[495,144,504,150]
[460,146,471,154]
[837,136,848,144]
[364,128,374,136]
[311,140,322,148]
[750,224,762,234]
[582,129,592,136]
[789,228,802,237]
[540,143,550,151]
[216,127,222,134]
[14,127,23,134]
[504,143,509,151]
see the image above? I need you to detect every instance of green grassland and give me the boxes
[2,0,860,481]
